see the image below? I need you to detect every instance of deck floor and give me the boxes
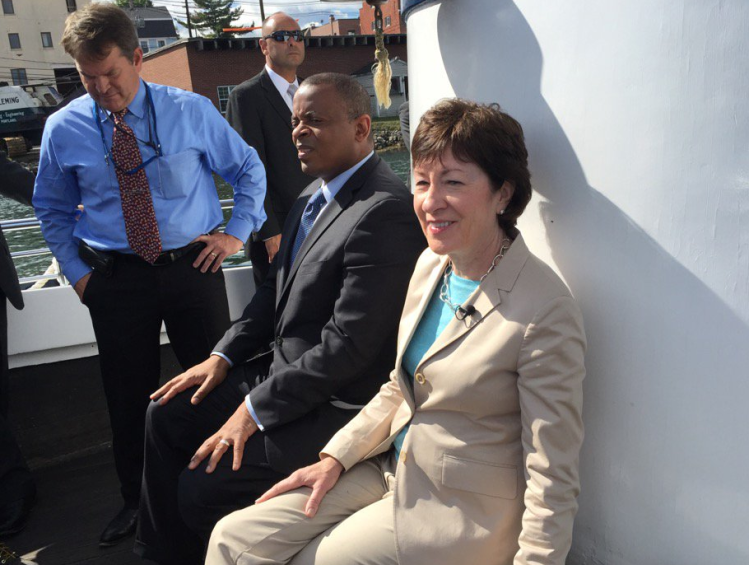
[3,448,150,565]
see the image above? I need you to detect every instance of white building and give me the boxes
[0,0,91,93]
[128,6,179,54]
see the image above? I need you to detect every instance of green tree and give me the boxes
[114,0,154,7]
[179,0,244,39]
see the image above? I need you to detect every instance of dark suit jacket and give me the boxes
[226,69,314,240]
[0,151,34,310]
[214,154,426,473]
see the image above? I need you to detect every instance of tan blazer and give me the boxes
[323,234,586,565]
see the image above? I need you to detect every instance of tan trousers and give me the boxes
[206,454,398,565]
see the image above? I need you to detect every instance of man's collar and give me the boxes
[126,79,147,119]
[97,79,147,122]
[265,64,298,93]
[320,151,375,203]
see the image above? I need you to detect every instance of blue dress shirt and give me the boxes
[33,79,267,285]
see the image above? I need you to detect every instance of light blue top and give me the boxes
[393,271,480,458]
[33,79,267,285]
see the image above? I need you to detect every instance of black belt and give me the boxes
[80,240,204,275]
[114,242,204,266]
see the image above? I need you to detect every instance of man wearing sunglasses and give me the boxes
[33,4,267,548]
[226,12,313,287]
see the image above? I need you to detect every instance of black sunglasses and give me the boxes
[264,30,305,43]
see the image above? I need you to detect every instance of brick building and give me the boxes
[360,0,405,35]
[140,34,407,114]
[308,16,360,37]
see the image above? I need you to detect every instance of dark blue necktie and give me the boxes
[290,188,326,266]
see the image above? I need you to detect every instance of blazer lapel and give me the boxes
[392,256,444,404]
[279,154,381,301]
[260,70,294,130]
[416,234,531,370]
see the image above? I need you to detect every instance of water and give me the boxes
[1,149,411,279]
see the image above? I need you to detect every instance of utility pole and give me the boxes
[259,0,265,21]
[185,0,193,38]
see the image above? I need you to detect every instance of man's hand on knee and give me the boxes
[256,456,344,518]
[151,355,230,406]
[188,402,259,473]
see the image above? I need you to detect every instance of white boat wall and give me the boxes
[405,1,749,564]
[8,268,256,369]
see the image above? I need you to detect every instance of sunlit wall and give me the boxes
[406,1,749,563]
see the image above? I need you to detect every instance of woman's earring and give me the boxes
[499,208,506,216]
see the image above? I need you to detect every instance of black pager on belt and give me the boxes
[78,241,114,278]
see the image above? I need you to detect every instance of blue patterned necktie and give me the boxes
[290,188,326,266]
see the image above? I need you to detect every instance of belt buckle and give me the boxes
[152,251,170,267]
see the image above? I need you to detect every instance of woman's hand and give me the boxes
[256,456,344,518]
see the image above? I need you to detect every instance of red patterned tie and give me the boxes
[112,109,162,263]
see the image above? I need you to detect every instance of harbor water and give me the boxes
[1,149,411,280]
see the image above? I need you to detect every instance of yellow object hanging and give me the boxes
[371,4,392,109]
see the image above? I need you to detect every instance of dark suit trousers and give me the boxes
[135,353,285,565]
[82,249,230,508]
[0,296,36,514]
[249,239,272,288]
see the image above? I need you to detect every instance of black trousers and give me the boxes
[0,296,36,517]
[135,353,285,565]
[83,249,230,508]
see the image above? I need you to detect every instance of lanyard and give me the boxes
[93,82,163,175]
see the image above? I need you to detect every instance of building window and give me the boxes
[157,40,166,48]
[11,68,27,85]
[8,33,20,49]
[66,0,77,13]
[2,0,14,15]
[385,16,391,27]
[41,32,53,48]
[371,21,375,31]
[140,40,149,54]
[217,85,236,114]
[390,76,403,95]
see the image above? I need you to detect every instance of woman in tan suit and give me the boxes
[207,100,586,565]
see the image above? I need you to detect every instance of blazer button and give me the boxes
[415,373,426,385]
[275,336,283,346]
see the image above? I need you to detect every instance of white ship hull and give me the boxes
[406,1,749,563]
[8,267,255,369]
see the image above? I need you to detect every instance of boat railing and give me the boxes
[3,198,242,286]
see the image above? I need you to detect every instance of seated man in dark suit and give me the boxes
[135,73,426,565]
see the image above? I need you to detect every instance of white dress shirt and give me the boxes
[265,64,299,111]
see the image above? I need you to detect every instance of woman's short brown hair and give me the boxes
[411,99,532,237]
[62,3,139,62]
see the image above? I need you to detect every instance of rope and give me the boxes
[371,4,392,109]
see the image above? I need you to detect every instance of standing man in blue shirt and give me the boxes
[32,3,266,548]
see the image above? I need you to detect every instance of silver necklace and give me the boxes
[439,238,511,315]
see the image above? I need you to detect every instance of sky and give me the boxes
[143,1,366,36]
